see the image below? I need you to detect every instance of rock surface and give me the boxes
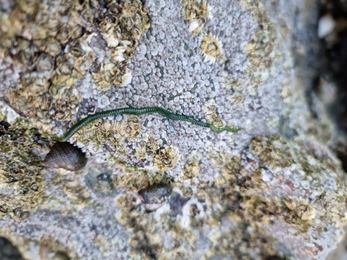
[0,0,346,259]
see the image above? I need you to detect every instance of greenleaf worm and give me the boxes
[42,106,241,142]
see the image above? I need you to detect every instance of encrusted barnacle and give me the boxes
[108,2,122,15]
[57,61,73,75]
[92,61,132,90]
[72,51,95,75]
[189,20,203,36]
[91,0,150,89]
[36,53,53,72]
[12,208,30,221]
[45,17,61,36]
[119,115,141,139]
[138,183,173,211]
[153,146,180,172]
[35,93,53,111]
[43,142,88,171]
[74,118,117,148]
[69,24,85,40]
[181,0,211,36]
[182,152,201,180]
[70,43,85,57]
[120,16,134,31]
[15,39,38,67]
[53,110,71,122]
[200,34,226,64]
[204,100,225,128]
[241,1,277,85]
[56,26,70,44]
[146,136,161,156]
[51,74,79,90]
[3,0,151,121]
[43,38,62,57]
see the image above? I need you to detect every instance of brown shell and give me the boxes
[43,142,87,171]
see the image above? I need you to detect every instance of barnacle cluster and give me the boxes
[181,1,227,64]
[204,134,347,257]
[75,118,118,152]
[118,115,141,139]
[107,134,347,258]
[181,0,211,36]
[75,119,119,149]
[74,115,140,154]
[114,183,282,259]
[115,169,171,191]
[0,119,48,220]
[0,0,149,134]
[248,136,346,231]
[72,114,178,174]
[153,147,179,172]
[145,136,180,172]
[91,0,150,90]
[1,0,89,132]
[250,136,296,169]
[241,0,277,84]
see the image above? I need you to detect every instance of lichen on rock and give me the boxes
[0,119,48,221]
[0,0,347,259]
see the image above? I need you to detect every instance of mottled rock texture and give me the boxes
[0,0,346,259]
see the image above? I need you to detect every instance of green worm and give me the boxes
[42,106,240,142]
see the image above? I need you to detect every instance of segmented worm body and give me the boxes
[43,106,240,142]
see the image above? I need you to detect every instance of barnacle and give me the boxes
[181,152,201,180]
[153,146,179,172]
[200,34,226,64]
[204,100,225,128]
[146,136,161,156]
[119,115,141,139]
